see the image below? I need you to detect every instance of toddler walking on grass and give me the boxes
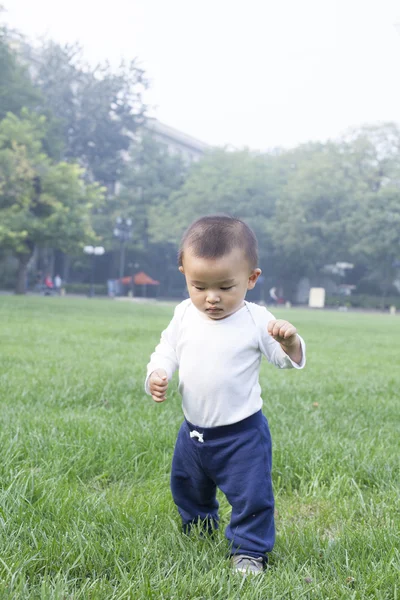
[145,215,306,575]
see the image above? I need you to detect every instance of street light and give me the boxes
[83,245,105,297]
[113,217,133,281]
[128,260,140,297]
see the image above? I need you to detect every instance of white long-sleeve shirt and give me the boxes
[145,299,306,427]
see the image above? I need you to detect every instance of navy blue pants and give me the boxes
[170,410,275,560]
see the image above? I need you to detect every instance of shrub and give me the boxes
[325,294,400,310]
[65,283,107,296]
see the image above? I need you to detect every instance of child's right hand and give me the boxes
[148,369,168,402]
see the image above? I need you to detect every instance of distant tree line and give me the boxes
[0,11,399,300]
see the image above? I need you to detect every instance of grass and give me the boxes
[0,295,399,599]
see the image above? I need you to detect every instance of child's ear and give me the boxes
[247,268,261,290]
[179,266,184,274]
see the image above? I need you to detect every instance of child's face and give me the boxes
[179,247,261,320]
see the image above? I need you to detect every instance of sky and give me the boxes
[3,0,400,150]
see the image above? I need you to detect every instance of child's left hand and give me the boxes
[267,319,298,348]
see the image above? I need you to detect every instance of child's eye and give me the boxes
[220,286,234,291]
[194,286,205,291]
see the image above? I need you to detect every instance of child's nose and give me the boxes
[207,291,221,304]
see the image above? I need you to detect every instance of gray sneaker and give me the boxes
[231,554,264,575]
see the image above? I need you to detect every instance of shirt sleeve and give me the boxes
[258,309,306,369]
[144,305,181,394]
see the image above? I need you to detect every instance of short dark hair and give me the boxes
[178,215,258,269]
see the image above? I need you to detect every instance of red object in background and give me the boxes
[44,276,53,288]
[120,271,160,286]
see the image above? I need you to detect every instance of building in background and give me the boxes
[142,117,210,163]
[116,117,211,194]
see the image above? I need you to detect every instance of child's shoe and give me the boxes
[231,554,264,575]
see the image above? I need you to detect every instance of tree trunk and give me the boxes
[15,253,33,295]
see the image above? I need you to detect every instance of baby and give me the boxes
[146,215,306,575]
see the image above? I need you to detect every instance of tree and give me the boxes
[0,112,104,293]
[148,149,279,257]
[146,147,304,297]
[265,125,400,297]
[118,134,186,245]
[266,142,363,291]
[349,186,400,300]
[25,41,147,188]
[342,123,400,193]
[0,15,41,119]
[85,134,188,288]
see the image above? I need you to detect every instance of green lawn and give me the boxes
[0,296,399,599]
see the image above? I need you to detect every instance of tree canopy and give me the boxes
[0,111,104,293]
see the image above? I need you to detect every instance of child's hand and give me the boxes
[267,319,298,348]
[148,369,168,402]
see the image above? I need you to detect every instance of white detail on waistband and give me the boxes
[190,430,204,443]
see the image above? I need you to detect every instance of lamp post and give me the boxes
[83,245,105,297]
[114,217,132,281]
[128,261,140,297]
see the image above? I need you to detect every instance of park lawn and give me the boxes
[0,295,399,600]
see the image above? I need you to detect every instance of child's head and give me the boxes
[178,215,261,320]
[178,215,258,269]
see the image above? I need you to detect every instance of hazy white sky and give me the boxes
[4,0,400,149]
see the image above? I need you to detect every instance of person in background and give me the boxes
[54,274,62,295]
[269,286,279,306]
[107,279,116,298]
[44,274,53,295]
